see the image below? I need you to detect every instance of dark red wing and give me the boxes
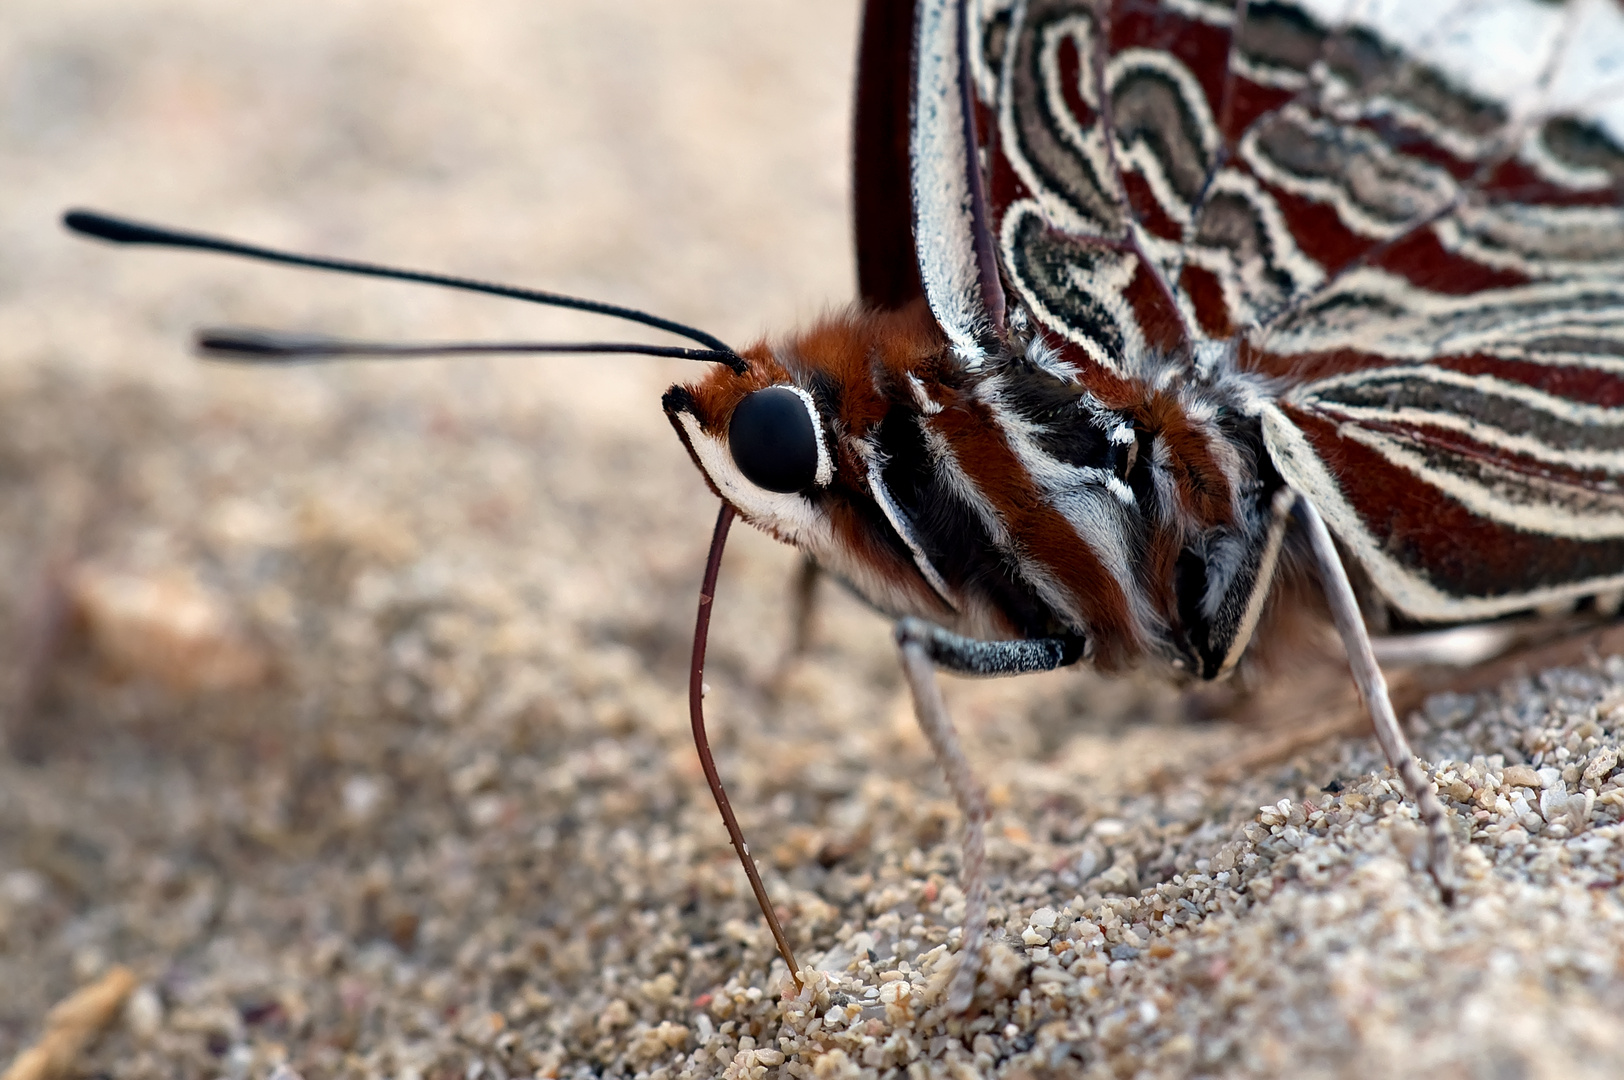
[855,0,926,311]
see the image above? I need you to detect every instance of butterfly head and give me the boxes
[663,301,988,627]
[662,348,835,539]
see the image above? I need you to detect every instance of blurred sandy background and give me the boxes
[3,3,1624,1079]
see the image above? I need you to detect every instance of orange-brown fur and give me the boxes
[1133,391,1235,530]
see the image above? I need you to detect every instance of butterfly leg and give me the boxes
[767,556,822,697]
[774,555,822,676]
[893,617,1084,1012]
[786,555,821,656]
[1295,496,1457,904]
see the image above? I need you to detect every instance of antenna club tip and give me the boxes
[63,208,105,232]
[63,209,148,244]
[195,328,320,362]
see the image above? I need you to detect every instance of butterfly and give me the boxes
[65,0,1624,1012]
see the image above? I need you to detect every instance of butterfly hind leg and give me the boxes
[1295,495,1457,904]
[893,617,1085,1012]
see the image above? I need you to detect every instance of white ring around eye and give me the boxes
[778,383,834,487]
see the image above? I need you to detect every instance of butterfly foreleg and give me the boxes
[786,555,821,657]
[768,556,823,695]
[1295,496,1458,905]
[893,617,1084,1013]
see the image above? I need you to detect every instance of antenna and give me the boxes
[195,328,745,370]
[63,209,745,366]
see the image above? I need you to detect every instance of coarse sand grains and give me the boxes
[3,2,1623,1077]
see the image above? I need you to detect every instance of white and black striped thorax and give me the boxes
[665,310,1291,679]
[862,327,1290,677]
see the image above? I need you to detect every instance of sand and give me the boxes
[2,2,1622,1077]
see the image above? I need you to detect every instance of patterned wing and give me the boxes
[956,0,1624,622]
[1235,0,1624,621]
[979,0,1237,376]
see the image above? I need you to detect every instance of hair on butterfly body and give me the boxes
[65,0,1624,1016]
[664,299,1292,680]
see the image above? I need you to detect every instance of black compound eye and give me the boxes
[728,386,820,493]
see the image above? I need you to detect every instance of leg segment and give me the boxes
[785,555,821,659]
[766,555,824,691]
[768,556,821,695]
[894,617,1082,1011]
[1295,496,1456,903]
